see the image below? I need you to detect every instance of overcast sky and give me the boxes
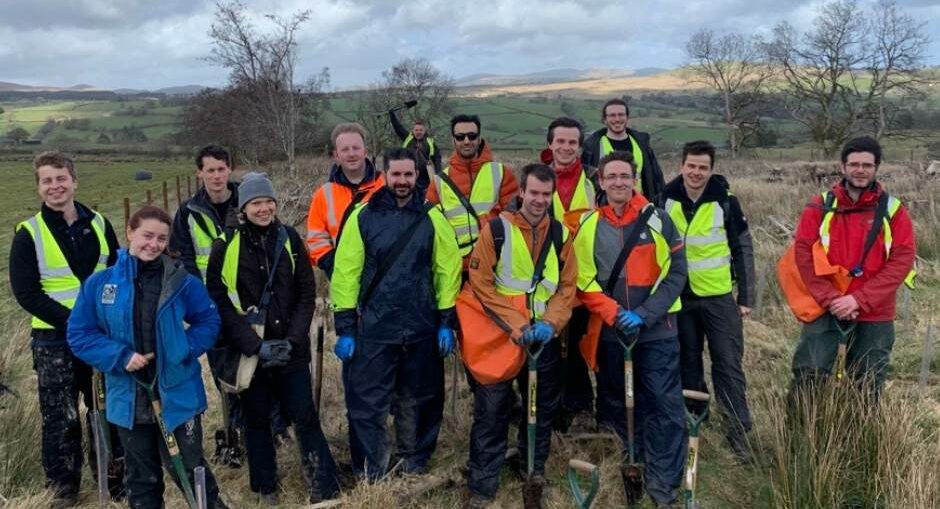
[1,0,938,90]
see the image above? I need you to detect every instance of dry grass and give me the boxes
[0,154,938,508]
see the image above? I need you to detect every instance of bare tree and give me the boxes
[349,85,398,157]
[205,1,329,174]
[685,29,774,157]
[381,58,456,133]
[868,0,930,139]
[767,0,929,155]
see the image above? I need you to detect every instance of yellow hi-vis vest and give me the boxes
[600,134,645,195]
[664,198,732,297]
[188,208,224,280]
[403,134,436,157]
[493,216,567,320]
[552,169,596,228]
[435,162,504,256]
[17,210,110,329]
[818,191,917,289]
[220,229,295,314]
[574,207,681,313]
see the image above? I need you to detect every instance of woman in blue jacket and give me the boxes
[68,205,227,509]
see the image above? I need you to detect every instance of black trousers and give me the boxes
[561,306,595,416]
[677,294,752,433]
[343,339,445,481]
[117,416,219,509]
[32,339,124,496]
[467,339,561,499]
[242,365,339,498]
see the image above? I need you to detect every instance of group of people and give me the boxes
[8,97,915,509]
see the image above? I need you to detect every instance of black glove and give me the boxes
[258,339,293,369]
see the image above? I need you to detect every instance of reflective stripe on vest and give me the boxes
[17,210,110,329]
[577,209,681,313]
[665,199,732,296]
[220,230,296,314]
[436,162,504,256]
[552,169,596,217]
[187,210,223,280]
[493,216,565,320]
[818,191,916,289]
[600,135,645,194]
[403,134,436,157]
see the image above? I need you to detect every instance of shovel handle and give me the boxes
[682,390,711,402]
[568,459,598,474]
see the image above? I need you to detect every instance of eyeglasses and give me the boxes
[453,132,480,141]
[604,173,634,182]
[845,162,876,171]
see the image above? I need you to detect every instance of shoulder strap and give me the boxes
[360,204,435,307]
[258,225,288,312]
[437,169,482,231]
[531,219,561,289]
[852,192,890,276]
[489,216,505,262]
[605,205,655,296]
[190,209,218,238]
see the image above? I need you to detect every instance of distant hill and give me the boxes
[0,81,207,97]
[456,68,646,87]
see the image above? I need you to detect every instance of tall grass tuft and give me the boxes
[765,381,940,509]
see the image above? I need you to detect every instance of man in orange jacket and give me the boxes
[427,114,519,271]
[459,164,578,509]
[305,123,385,278]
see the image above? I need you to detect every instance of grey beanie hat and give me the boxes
[238,171,276,210]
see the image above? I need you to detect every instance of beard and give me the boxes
[393,185,413,199]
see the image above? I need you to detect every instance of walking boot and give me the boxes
[522,474,545,509]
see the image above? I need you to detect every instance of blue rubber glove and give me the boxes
[334,335,355,361]
[615,308,644,335]
[526,320,555,345]
[437,327,456,357]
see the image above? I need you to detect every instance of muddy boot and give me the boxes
[462,489,493,509]
[727,427,753,464]
[108,456,126,501]
[522,474,545,509]
[621,465,644,507]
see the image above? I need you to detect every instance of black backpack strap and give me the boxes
[605,205,655,296]
[489,216,505,268]
[437,169,481,248]
[360,204,435,308]
[852,192,890,277]
[551,219,565,271]
[333,187,370,250]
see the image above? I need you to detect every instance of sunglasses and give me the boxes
[453,132,480,141]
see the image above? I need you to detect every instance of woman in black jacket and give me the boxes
[206,173,338,504]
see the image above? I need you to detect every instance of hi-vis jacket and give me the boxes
[540,149,598,233]
[575,193,687,348]
[331,187,461,344]
[794,181,915,322]
[305,160,385,276]
[170,182,239,280]
[426,141,519,261]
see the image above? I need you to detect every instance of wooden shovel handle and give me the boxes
[682,390,711,402]
[568,459,598,474]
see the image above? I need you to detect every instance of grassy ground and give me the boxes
[0,155,938,508]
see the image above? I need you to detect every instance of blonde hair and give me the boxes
[330,123,367,148]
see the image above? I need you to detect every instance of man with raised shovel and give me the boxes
[573,151,688,508]
[457,163,579,509]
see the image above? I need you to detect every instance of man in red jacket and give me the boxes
[791,136,916,394]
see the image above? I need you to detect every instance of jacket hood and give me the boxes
[831,179,883,208]
[368,185,426,212]
[663,174,730,203]
[448,140,494,173]
[598,192,651,226]
[328,158,378,187]
[188,181,239,212]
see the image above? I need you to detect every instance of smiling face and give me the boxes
[603,104,629,136]
[549,126,581,168]
[36,165,77,210]
[386,159,418,201]
[841,151,878,191]
[196,156,231,195]
[520,175,554,222]
[452,121,481,160]
[127,218,169,262]
[680,153,713,194]
[333,132,367,174]
[243,197,277,227]
[599,160,635,206]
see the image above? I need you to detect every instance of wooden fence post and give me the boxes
[187,175,192,197]
[176,175,182,209]
[162,181,169,211]
[146,189,152,205]
[123,198,130,231]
